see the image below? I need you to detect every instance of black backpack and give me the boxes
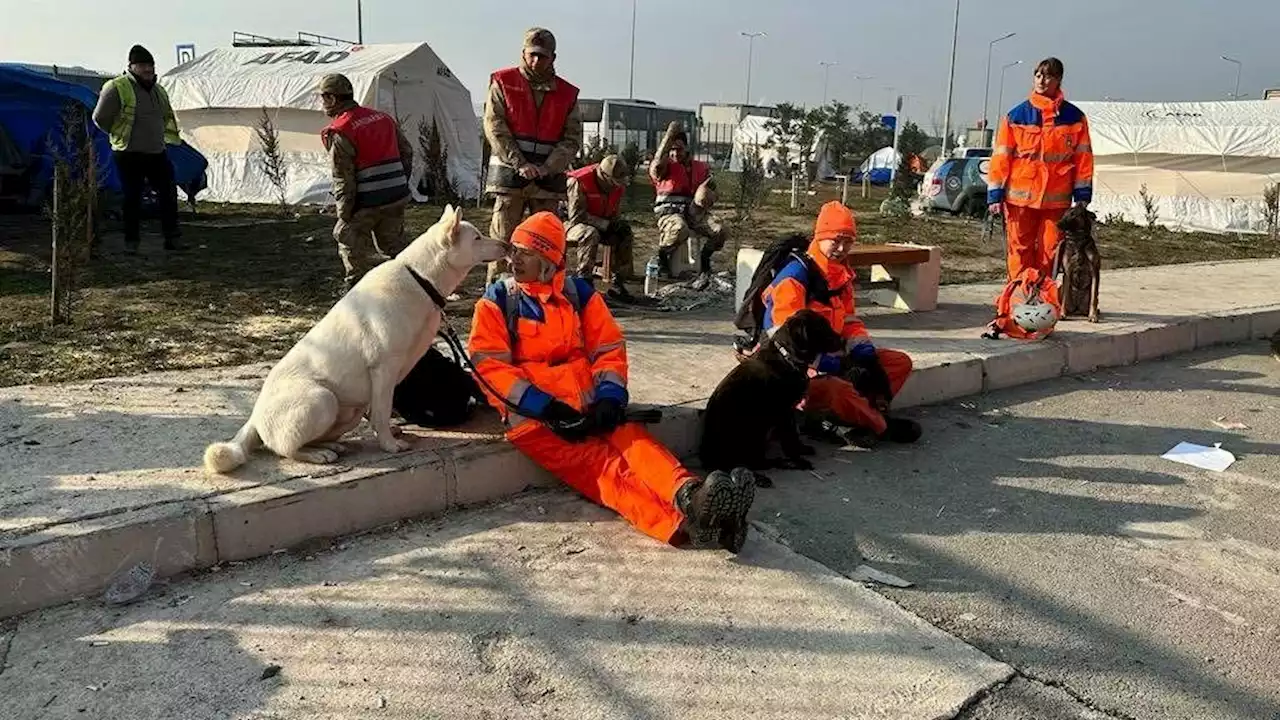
[392,345,486,428]
[733,234,835,348]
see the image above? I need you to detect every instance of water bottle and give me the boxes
[644,256,660,297]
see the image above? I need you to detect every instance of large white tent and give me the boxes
[728,115,835,179]
[1074,100,1280,233]
[163,43,482,204]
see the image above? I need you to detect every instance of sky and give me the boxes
[4,0,1278,132]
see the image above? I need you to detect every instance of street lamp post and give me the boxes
[741,31,766,105]
[628,0,637,99]
[982,32,1016,145]
[996,60,1022,126]
[820,61,839,105]
[852,74,873,107]
[941,0,961,158]
[1221,55,1243,100]
[356,0,363,43]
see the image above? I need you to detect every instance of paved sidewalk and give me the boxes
[3,259,1279,617]
[0,493,1012,720]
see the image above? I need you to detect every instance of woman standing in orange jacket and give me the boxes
[987,57,1094,281]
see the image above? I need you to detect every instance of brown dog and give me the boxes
[1055,205,1102,323]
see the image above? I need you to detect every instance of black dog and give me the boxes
[700,309,843,486]
[1055,205,1102,323]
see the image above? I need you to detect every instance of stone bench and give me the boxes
[735,243,942,313]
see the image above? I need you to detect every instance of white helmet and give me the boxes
[1012,298,1059,333]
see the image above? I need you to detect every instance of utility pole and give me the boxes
[941,0,961,158]
[741,31,766,105]
[357,0,363,44]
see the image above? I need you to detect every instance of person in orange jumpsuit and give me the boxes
[761,201,922,448]
[468,212,757,552]
[987,57,1094,281]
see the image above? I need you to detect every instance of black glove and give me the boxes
[588,397,625,434]
[541,399,593,442]
[843,352,892,411]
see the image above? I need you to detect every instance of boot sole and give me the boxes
[690,472,755,549]
[717,469,758,553]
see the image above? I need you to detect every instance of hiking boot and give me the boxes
[720,468,758,552]
[675,470,755,552]
[837,426,881,450]
[606,278,636,302]
[883,416,923,444]
[656,247,675,279]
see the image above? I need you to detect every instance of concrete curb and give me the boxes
[4,305,1278,619]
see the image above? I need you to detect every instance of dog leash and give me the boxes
[406,267,662,428]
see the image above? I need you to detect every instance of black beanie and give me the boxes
[128,45,154,65]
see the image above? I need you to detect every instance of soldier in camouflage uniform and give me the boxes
[482,27,583,285]
[319,74,415,289]
[565,154,636,300]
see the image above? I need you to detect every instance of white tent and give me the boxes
[163,43,482,204]
[1074,100,1280,233]
[728,115,834,179]
[860,146,901,175]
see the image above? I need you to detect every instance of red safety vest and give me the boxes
[653,159,710,215]
[322,105,409,210]
[567,164,623,219]
[490,67,579,191]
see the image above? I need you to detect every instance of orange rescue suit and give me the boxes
[987,90,1094,280]
[761,236,913,435]
[468,270,696,542]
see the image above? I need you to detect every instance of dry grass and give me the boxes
[2,178,1275,387]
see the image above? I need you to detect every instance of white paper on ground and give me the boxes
[1161,441,1236,472]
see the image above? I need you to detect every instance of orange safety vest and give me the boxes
[322,106,409,210]
[468,273,628,433]
[489,66,580,191]
[653,159,710,216]
[987,91,1094,210]
[567,164,623,219]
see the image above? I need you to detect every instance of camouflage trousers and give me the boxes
[657,205,727,253]
[487,194,561,284]
[333,200,409,286]
[567,219,635,280]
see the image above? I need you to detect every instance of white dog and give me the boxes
[204,205,506,473]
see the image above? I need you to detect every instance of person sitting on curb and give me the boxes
[467,211,757,552]
[760,201,922,448]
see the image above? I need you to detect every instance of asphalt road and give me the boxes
[753,342,1280,720]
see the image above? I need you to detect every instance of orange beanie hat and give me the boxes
[511,211,566,267]
[813,201,857,242]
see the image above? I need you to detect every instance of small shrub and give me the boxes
[47,102,98,323]
[733,145,768,223]
[418,115,459,205]
[1139,183,1159,229]
[254,107,289,211]
[1264,182,1279,241]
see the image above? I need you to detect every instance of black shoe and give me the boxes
[719,468,758,552]
[656,248,675,279]
[607,279,636,303]
[883,416,922,443]
[676,470,755,552]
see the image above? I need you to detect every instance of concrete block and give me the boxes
[449,441,553,508]
[1250,307,1280,339]
[644,405,703,459]
[736,248,764,313]
[1195,314,1252,349]
[982,344,1067,392]
[893,358,984,409]
[210,457,451,562]
[1,503,214,619]
[1134,322,1197,362]
[1064,331,1137,374]
[867,245,942,312]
